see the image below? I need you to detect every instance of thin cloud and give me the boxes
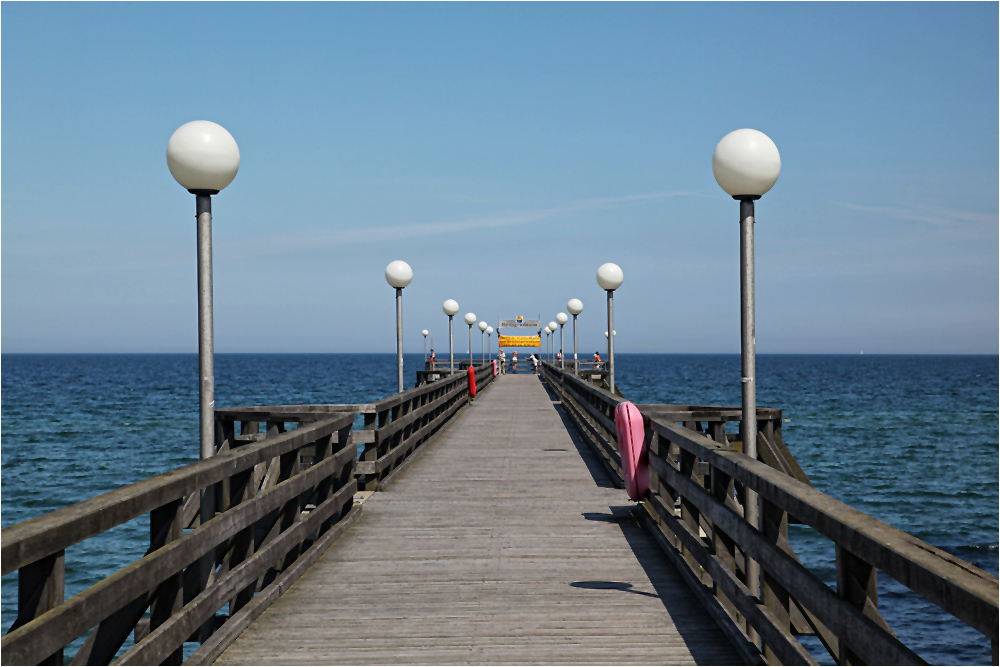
[835,202,997,227]
[221,191,698,259]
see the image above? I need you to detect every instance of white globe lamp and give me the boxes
[712,129,780,199]
[596,263,623,393]
[443,300,459,373]
[167,120,240,194]
[596,263,624,291]
[464,313,477,365]
[384,260,413,289]
[166,120,240,468]
[711,128,781,601]
[566,299,583,373]
[385,261,412,393]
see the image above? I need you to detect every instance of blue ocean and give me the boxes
[2,353,997,664]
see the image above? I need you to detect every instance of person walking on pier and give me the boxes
[512,351,518,373]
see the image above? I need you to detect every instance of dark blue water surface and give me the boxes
[2,353,997,664]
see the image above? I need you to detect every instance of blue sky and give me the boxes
[3,2,997,354]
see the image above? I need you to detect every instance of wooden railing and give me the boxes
[541,362,999,666]
[1,414,357,666]
[1,363,496,665]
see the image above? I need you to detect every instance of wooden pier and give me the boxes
[2,363,997,665]
[216,373,737,665]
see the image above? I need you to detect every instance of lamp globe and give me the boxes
[596,263,624,291]
[567,299,583,316]
[712,129,781,198]
[385,260,413,288]
[443,300,459,316]
[464,312,477,326]
[166,121,240,192]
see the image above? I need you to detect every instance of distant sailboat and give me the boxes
[860,350,864,355]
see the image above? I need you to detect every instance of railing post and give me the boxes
[14,552,65,665]
[836,546,886,665]
[761,498,791,664]
[361,411,379,491]
[149,500,185,664]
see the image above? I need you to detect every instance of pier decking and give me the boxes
[216,374,738,665]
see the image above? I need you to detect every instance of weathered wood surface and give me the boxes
[541,362,999,666]
[216,373,740,665]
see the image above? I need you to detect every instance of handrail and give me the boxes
[540,361,998,665]
[2,415,356,665]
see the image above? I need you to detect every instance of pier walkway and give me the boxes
[216,374,738,665]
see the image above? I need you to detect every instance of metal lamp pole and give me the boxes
[596,264,623,394]
[479,321,487,363]
[443,300,459,375]
[557,313,568,369]
[167,120,240,463]
[385,261,413,394]
[422,330,429,363]
[567,299,583,374]
[713,128,781,636]
[167,120,240,616]
[464,313,476,366]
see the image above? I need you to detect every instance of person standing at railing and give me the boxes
[499,349,506,374]
[531,353,539,374]
[557,349,563,363]
[429,348,435,370]
[593,351,601,369]
[512,351,518,373]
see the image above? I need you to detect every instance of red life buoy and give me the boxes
[615,401,648,501]
[491,360,498,377]
[467,365,477,398]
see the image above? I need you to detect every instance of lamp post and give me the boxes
[596,263,623,394]
[543,327,551,362]
[422,330,429,363]
[567,299,583,374]
[712,127,781,628]
[556,313,568,368]
[478,321,488,363]
[464,312,477,366]
[166,120,240,465]
[487,326,494,360]
[385,261,413,394]
[548,321,558,362]
[443,300,459,374]
[167,120,239,608]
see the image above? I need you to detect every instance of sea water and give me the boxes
[2,353,996,664]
